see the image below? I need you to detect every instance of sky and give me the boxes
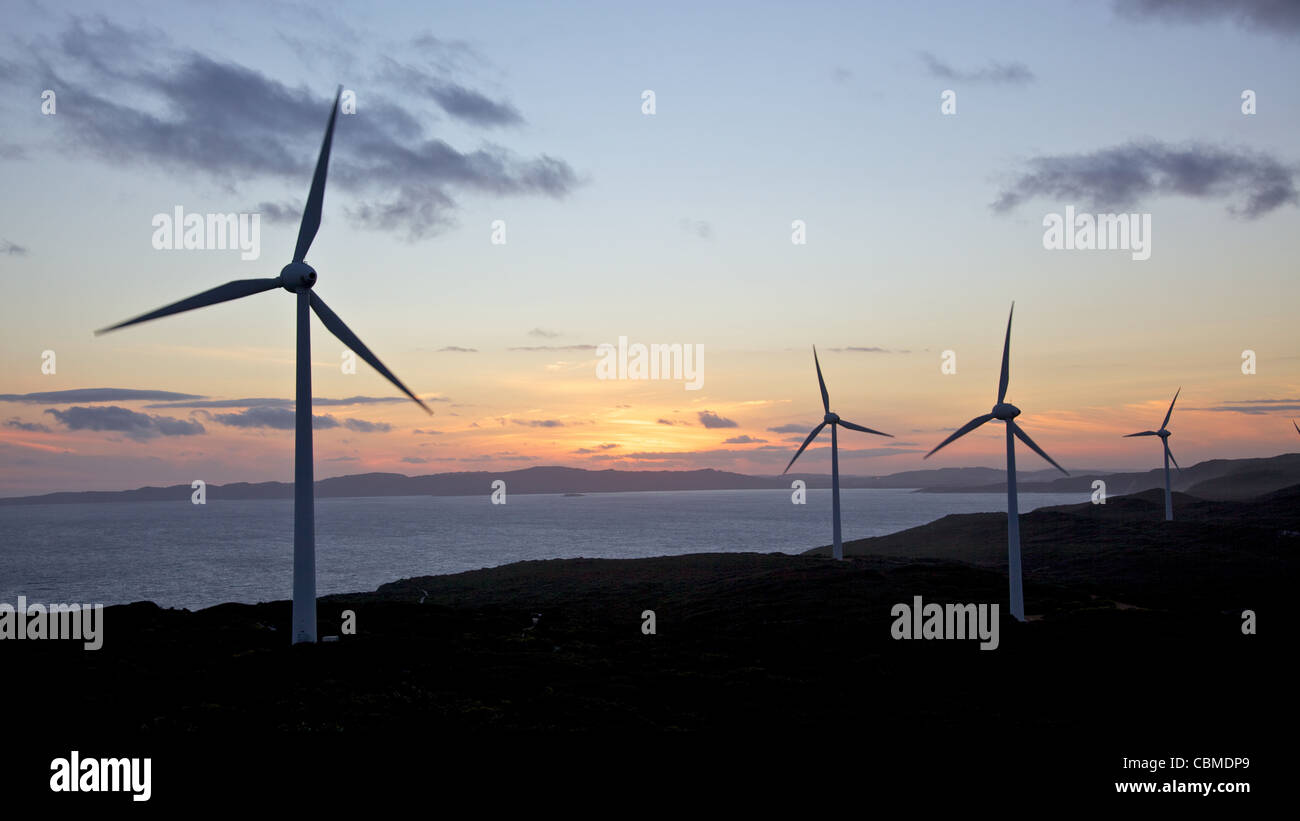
[1,0,1298,495]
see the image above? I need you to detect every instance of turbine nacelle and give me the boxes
[280,261,318,292]
[824,412,840,424]
[991,402,1020,420]
[1158,429,1171,439]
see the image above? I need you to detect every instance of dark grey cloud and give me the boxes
[1,388,203,404]
[992,140,1299,218]
[1113,0,1300,35]
[4,418,52,433]
[512,419,564,428]
[1197,398,1300,414]
[413,428,443,435]
[767,423,810,434]
[1,239,27,256]
[44,405,204,440]
[919,51,1034,84]
[697,410,738,429]
[145,395,428,409]
[254,201,300,224]
[574,442,620,453]
[376,58,524,127]
[723,435,767,444]
[343,418,391,433]
[656,418,684,426]
[12,18,579,240]
[401,456,429,464]
[213,407,335,430]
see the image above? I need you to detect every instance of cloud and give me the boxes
[512,419,565,428]
[13,18,579,240]
[573,443,620,453]
[343,418,392,433]
[437,346,478,353]
[767,423,810,434]
[1,389,205,405]
[413,428,442,435]
[697,410,738,429]
[145,395,432,409]
[919,52,1034,84]
[832,66,853,84]
[528,328,561,338]
[1197,398,1300,414]
[376,59,524,127]
[992,140,1299,218]
[401,456,429,464]
[212,407,338,430]
[4,418,52,433]
[723,435,767,444]
[826,346,910,354]
[44,406,204,440]
[1113,0,1300,35]
[508,344,597,351]
[1,239,27,256]
[656,418,684,426]
[679,218,712,239]
[254,201,300,224]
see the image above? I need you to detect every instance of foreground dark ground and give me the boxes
[3,487,1291,800]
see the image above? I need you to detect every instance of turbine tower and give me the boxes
[1123,389,1181,521]
[925,303,1068,621]
[783,346,892,560]
[96,87,431,644]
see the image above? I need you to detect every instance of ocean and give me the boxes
[0,488,1084,610]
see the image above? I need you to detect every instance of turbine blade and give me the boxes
[925,414,994,459]
[1010,420,1069,476]
[1165,441,1181,472]
[839,419,893,438]
[95,278,282,334]
[813,346,830,413]
[1294,419,1300,436]
[1123,430,1159,437]
[294,86,343,263]
[309,292,431,414]
[782,422,826,474]
[997,302,1014,403]
[1161,387,1180,430]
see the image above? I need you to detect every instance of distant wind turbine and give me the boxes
[925,303,1068,622]
[1124,389,1181,522]
[96,87,431,644]
[783,346,892,560]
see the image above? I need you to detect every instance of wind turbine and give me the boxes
[925,303,1068,622]
[1123,389,1181,521]
[783,346,892,560]
[96,87,431,644]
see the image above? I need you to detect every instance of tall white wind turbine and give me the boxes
[96,87,432,644]
[925,303,1068,621]
[1123,389,1181,522]
[783,346,892,560]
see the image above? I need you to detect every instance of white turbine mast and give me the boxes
[783,346,892,560]
[96,87,432,644]
[925,303,1069,622]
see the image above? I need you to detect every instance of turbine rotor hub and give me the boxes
[991,402,1021,420]
[280,261,318,292]
[824,412,839,424]
[1158,429,1171,438]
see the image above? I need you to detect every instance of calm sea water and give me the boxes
[0,489,1083,610]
